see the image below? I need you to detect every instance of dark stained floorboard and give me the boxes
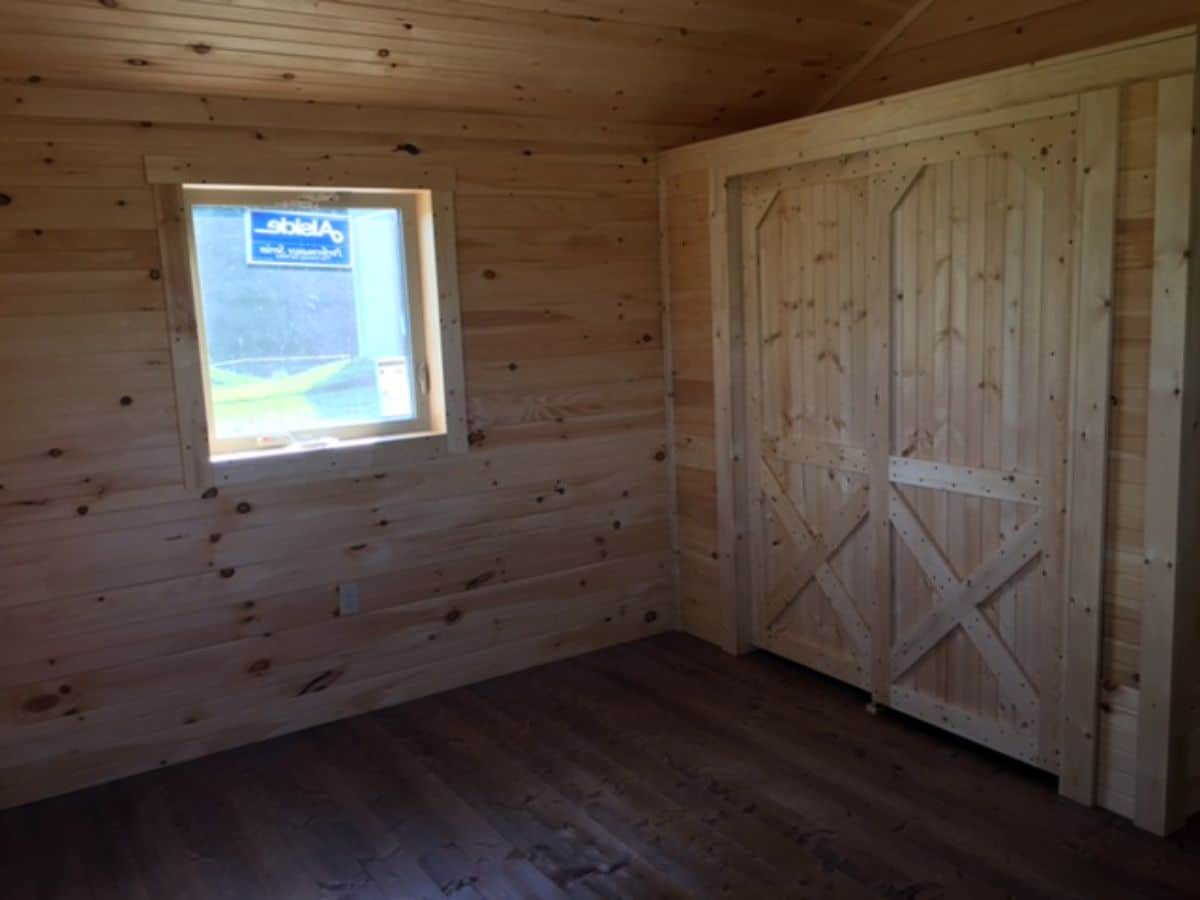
[1,633,1198,899]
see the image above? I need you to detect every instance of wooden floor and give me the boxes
[2,634,1198,899]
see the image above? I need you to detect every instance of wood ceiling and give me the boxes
[0,1,1196,135]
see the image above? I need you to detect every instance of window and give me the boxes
[152,162,465,488]
[186,187,432,454]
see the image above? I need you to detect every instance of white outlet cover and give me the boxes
[338,583,360,616]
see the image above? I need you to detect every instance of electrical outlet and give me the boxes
[338,582,360,616]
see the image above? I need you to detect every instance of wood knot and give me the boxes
[465,570,495,590]
[482,269,497,280]
[247,659,271,676]
[119,395,133,406]
[444,607,463,624]
[236,501,252,514]
[201,487,218,499]
[189,43,212,55]
[376,48,390,58]
[23,694,59,714]
[219,567,235,579]
[644,610,658,624]
[47,447,63,458]
[654,449,667,462]
[0,193,11,206]
[467,429,487,446]
[298,669,342,695]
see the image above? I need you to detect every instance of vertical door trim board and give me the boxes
[1060,88,1121,804]
[1135,68,1200,836]
[657,176,684,626]
[710,167,753,654]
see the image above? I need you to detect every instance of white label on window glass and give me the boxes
[245,209,353,269]
[377,357,413,419]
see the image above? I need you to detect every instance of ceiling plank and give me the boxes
[0,0,908,129]
[807,0,937,114]
[833,0,1200,107]
[0,0,1191,132]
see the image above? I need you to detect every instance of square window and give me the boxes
[155,177,465,487]
[186,189,431,454]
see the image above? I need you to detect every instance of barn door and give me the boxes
[870,120,1077,772]
[742,178,874,690]
[742,113,1079,771]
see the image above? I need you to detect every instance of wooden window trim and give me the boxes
[148,155,466,489]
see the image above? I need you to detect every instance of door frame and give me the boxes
[708,91,1120,803]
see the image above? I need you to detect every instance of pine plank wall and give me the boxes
[0,85,710,809]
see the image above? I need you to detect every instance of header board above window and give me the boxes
[149,157,465,489]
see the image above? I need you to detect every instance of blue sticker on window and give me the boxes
[246,209,352,268]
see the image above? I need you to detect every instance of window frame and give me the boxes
[149,155,466,489]
[183,186,435,455]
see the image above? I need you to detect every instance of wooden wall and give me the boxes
[660,31,1196,822]
[0,84,682,809]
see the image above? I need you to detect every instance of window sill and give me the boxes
[194,430,455,489]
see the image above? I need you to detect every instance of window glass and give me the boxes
[189,202,419,451]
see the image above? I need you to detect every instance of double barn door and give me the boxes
[740,113,1079,771]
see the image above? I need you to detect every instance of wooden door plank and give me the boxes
[958,608,1039,726]
[890,509,1042,681]
[867,174,899,703]
[888,488,962,600]
[814,563,872,664]
[1031,112,1076,774]
[763,483,869,629]
[964,153,989,718]
[1018,135,1047,768]
[766,435,869,473]
[764,538,828,629]
[890,684,1039,765]
[759,459,814,551]
[930,160,953,705]
[996,152,1026,723]
[849,180,871,664]
[981,151,1007,723]
[947,155,972,716]
[888,457,1042,505]
[742,185,768,645]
